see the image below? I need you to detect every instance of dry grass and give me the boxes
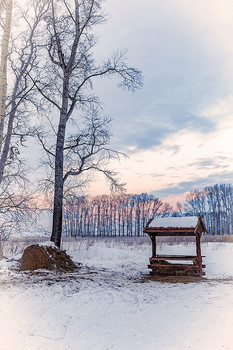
[20,245,50,271]
[20,244,77,272]
[4,234,233,259]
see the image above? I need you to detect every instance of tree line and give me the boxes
[184,184,233,235]
[1,1,233,244]
[0,0,142,247]
[63,184,233,237]
[63,193,171,237]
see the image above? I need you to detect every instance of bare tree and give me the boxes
[0,0,12,151]
[185,184,233,235]
[0,179,36,256]
[33,0,143,248]
[63,193,163,237]
[0,0,49,250]
[0,0,49,183]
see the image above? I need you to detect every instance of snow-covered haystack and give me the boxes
[20,244,77,272]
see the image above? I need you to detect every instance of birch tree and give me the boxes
[0,0,12,152]
[0,0,48,184]
[0,0,48,251]
[34,0,143,248]
[185,184,233,235]
[63,193,163,237]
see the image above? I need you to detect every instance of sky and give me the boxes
[86,0,233,203]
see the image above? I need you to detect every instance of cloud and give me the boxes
[93,0,233,153]
[88,1,233,199]
[115,110,216,153]
[189,156,229,171]
[150,171,233,199]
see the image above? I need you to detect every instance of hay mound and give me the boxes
[20,244,77,272]
[45,245,77,272]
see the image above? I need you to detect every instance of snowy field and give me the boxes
[1,237,233,350]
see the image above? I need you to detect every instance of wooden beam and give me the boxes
[196,234,203,275]
[145,227,195,233]
[145,231,196,237]
[150,255,200,261]
[148,263,198,270]
[150,235,156,258]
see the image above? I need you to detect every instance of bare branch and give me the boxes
[30,77,61,110]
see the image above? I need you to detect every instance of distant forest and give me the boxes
[184,184,233,235]
[63,193,166,237]
[63,184,233,236]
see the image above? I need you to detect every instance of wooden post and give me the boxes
[150,235,156,258]
[196,233,202,275]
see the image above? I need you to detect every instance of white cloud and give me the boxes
[90,0,233,158]
[27,0,233,201]
[89,103,233,199]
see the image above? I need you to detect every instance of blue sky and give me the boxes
[87,0,233,203]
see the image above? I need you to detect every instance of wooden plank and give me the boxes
[145,231,196,237]
[145,227,195,233]
[148,266,203,277]
[148,264,199,270]
[149,263,206,267]
[150,258,195,262]
[195,215,208,235]
[145,218,153,228]
[149,255,205,262]
[149,270,204,277]
[150,255,198,260]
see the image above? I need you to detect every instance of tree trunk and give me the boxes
[0,88,16,183]
[51,117,66,248]
[0,0,12,153]
[51,76,69,248]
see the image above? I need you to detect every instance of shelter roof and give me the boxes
[144,215,207,236]
[149,216,198,228]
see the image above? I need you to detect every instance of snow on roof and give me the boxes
[149,216,198,228]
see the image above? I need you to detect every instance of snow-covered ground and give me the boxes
[1,238,233,350]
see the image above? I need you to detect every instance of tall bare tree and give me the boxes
[63,193,163,237]
[185,184,233,235]
[0,0,12,152]
[0,0,49,184]
[34,0,143,248]
[0,0,48,252]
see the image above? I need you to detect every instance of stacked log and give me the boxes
[148,260,205,277]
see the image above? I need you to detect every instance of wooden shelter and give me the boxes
[144,215,207,277]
